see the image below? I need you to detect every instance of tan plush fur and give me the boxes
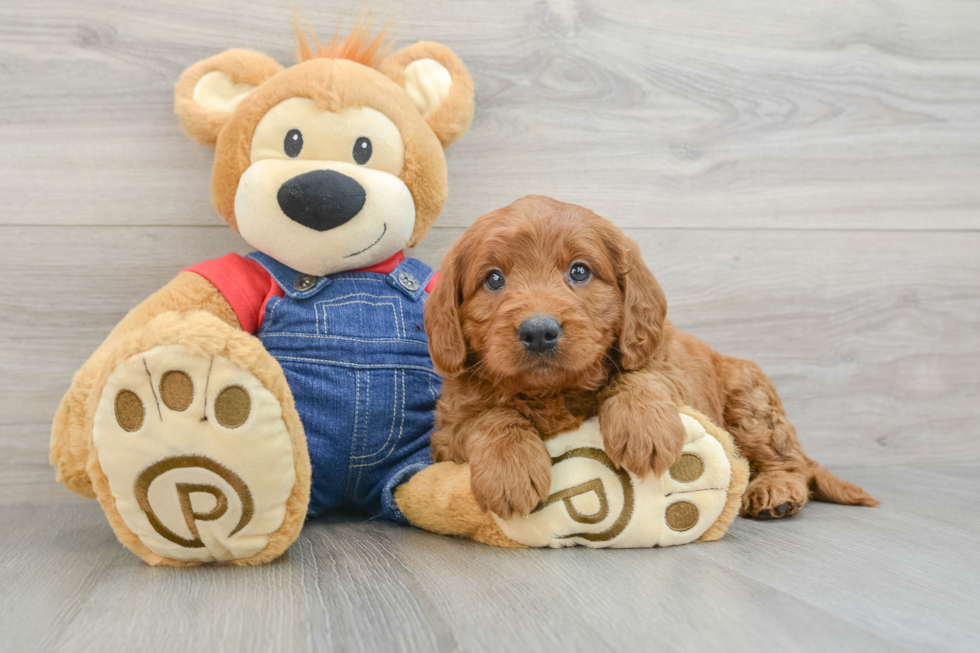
[50,274,311,566]
[176,42,474,246]
[52,27,477,566]
[681,407,750,542]
[379,42,476,148]
[394,462,525,548]
[394,406,747,547]
[50,272,240,498]
[82,311,311,567]
[425,196,878,521]
[174,50,284,147]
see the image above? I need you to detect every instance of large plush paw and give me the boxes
[492,412,745,548]
[469,439,552,520]
[599,397,686,478]
[740,470,809,519]
[92,344,302,564]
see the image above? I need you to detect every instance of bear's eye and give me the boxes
[353,136,372,165]
[485,269,505,292]
[284,129,303,157]
[568,262,591,284]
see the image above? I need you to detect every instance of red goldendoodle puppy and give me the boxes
[425,195,878,519]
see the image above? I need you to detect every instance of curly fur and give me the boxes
[425,196,879,519]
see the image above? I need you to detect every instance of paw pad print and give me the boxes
[93,344,296,563]
[663,453,706,531]
[495,415,733,548]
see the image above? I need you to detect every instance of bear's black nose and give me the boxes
[519,314,562,354]
[277,170,366,231]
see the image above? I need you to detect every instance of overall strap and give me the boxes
[246,252,333,300]
[385,257,435,302]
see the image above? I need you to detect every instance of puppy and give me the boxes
[425,196,878,520]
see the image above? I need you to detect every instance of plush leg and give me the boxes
[395,462,525,547]
[720,357,878,519]
[397,408,748,548]
[55,311,311,566]
[683,407,749,543]
[51,271,242,499]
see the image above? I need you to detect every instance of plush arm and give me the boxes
[597,366,687,478]
[50,272,238,497]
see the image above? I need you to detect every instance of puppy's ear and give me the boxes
[174,50,283,146]
[379,42,475,147]
[425,245,468,376]
[611,234,667,370]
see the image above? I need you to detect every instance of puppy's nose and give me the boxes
[519,314,562,354]
[277,170,366,232]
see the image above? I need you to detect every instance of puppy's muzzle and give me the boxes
[519,314,562,354]
[277,170,367,232]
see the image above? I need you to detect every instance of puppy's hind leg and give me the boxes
[719,357,876,519]
[719,358,832,519]
[720,358,808,518]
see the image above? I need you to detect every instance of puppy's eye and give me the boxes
[353,137,372,165]
[568,262,591,284]
[284,129,303,157]
[485,269,505,291]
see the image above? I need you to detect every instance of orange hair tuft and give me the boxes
[293,13,394,69]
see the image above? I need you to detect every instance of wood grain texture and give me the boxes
[3,464,980,653]
[2,0,979,650]
[1,0,979,229]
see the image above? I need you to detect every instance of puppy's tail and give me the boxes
[808,465,880,507]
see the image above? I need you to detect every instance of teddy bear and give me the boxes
[50,25,747,566]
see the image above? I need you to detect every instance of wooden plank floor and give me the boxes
[2,464,979,652]
[1,0,979,651]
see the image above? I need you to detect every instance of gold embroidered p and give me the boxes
[134,455,254,548]
[532,448,635,543]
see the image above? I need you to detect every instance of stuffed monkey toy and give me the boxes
[50,27,746,565]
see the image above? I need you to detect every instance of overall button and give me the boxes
[294,274,318,291]
[398,272,419,291]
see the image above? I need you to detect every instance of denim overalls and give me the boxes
[247,252,440,521]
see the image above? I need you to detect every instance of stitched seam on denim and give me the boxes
[394,370,407,463]
[351,369,395,466]
[351,368,405,467]
[318,293,397,303]
[256,333,430,346]
[351,370,373,495]
[319,301,399,338]
[315,293,405,339]
[315,296,322,336]
[347,370,362,497]
[317,292,392,302]
[396,297,405,337]
[260,296,281,335]
[427,374,439,403]
[271,356,439,373]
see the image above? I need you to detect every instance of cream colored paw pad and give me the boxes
[93,345,296,563]
[493,414,733,548]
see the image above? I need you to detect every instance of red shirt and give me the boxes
[186,252,439,334]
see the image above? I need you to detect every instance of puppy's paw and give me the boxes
[741,470,809,519]
[470,439,551,520]
[599,397,685,478]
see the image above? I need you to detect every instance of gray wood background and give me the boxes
[1,0,978,651]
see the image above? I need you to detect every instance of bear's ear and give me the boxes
[379,42,475,147]
[174,49,284,146]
